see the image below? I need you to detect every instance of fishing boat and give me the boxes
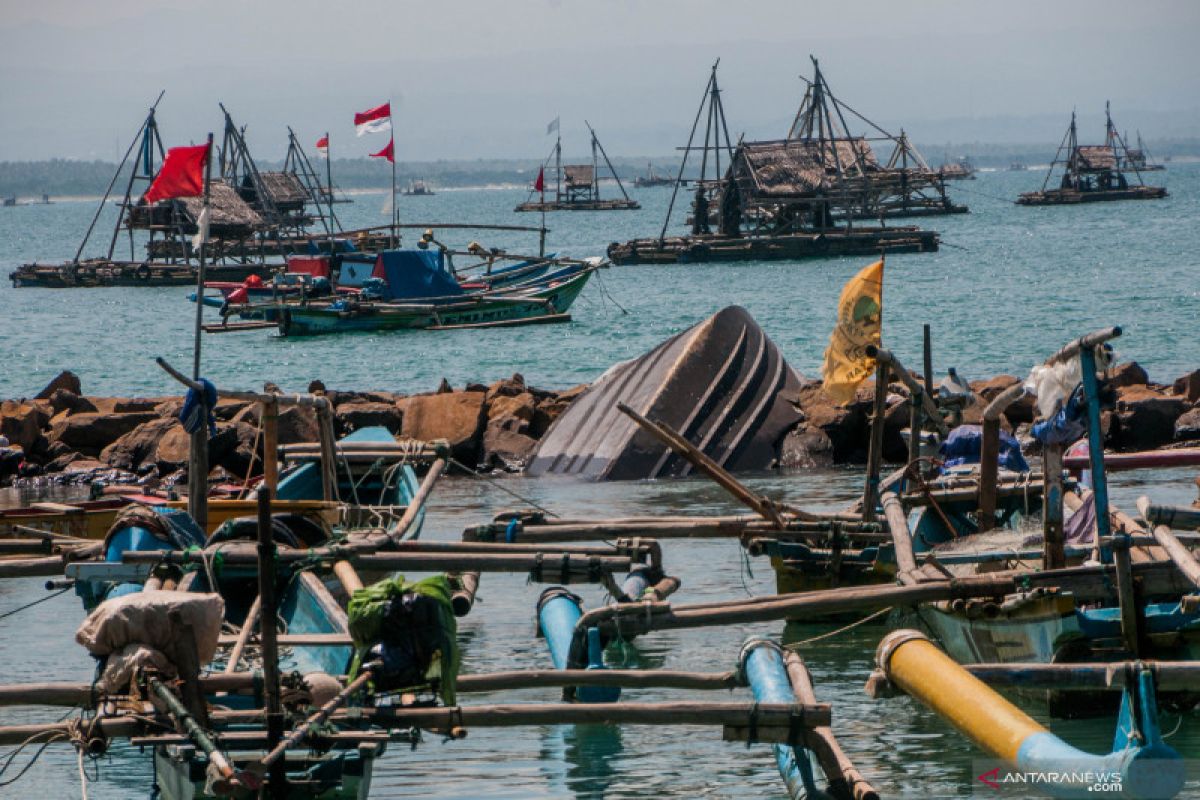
[633,163,674,188]
[0,496,131,540]
[403,179,435,196]
[937,156,976,180]
[270,254,598,337]
[1017,103,1167,205]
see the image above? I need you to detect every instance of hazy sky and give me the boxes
[2,0,1197,162]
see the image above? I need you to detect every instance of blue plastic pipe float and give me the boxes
[740,638,832,800]
[536,587,620,703]
[876,630,1184,799]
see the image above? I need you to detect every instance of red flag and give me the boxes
[144,143,210,204]
[534,166,545,193]
[370,138,394,163]
[316,136,329,157]
[354,102,392,136]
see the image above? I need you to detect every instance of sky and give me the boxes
[1,0,1198,162]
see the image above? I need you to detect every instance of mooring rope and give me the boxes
[447,457,559,518]
[0,585,72,621]
[784,606,892,649]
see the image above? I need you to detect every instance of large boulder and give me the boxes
[100,417,180,471]
[400,391,486,462]
[1108,362,1150,389]
[485,374,528,403]
[49,389,98,416]
[49,412,158,456]
[1175,408,1200,442]
[1173,370,1200,404]
[1114,386,1187,451]
[335,401,403,436]
[480,423,538,472]
[153,425,193,472]
[487,392,536,435]
[209,421,262,478]
[35,370,82,400]
[794,381,872,463]
[1,400,44,452]
[233,404,319,444]
[778,427,835,469]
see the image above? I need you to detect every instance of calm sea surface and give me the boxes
[0,168,1198,798]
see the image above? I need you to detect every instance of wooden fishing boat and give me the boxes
[274,260,595,337]
[633,163,674,188]
[0,496,130,540]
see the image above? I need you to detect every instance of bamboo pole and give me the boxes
[224,595,261,675]
[259,669,375,769]
[256,488,287,797]
[617,402,809,525]
[784,652,878,800]
[1138,496,1200,534]
[1147,524,1200,590]
[1042,444,1066,570]
[880,491,918,583]
[149,676,241,792]
[384,456,445,544]
[862,362,889,522]
[864,346,948,436]
[449,571,481,617]
[262,398,279,494]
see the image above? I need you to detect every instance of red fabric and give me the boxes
[286,255,331,278]
[534,166,544,193]
[316,136,329,149]
[370,138,394,163]
[144,143,209,204]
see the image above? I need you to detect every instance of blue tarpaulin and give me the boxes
[939,424,1030,473]
[375,250,459,300]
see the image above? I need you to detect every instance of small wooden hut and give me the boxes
[515,122,639,212]
[1017,104,1167,205]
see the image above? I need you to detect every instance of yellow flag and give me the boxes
[821,259,883,405]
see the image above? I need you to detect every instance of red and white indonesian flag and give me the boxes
[354,103,391,136]
[316,136,329,158]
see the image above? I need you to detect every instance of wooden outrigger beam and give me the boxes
[616,402,814,526]
[0,702,828,748]
[572,559,1198,641]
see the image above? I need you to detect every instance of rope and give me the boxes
[0,730,68,786]
[236,416,265,500]
[447,457,559,518]
[784,606,892,649]
[593,273,629,315]
[0,585,72,621]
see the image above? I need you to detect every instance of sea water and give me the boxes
[0,169,1197,798]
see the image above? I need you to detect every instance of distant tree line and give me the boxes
[2,138,1195,197]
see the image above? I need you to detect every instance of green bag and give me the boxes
[347,574,460,705]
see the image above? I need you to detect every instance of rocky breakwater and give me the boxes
[2,362,1199,489]
[780,362,1200,468]
[0,371,583,489]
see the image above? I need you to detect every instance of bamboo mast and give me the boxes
[660,60,719,243]
[188,133,214,530]
[105,94,168,262]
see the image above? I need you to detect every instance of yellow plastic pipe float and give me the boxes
[875,630,1183,799]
